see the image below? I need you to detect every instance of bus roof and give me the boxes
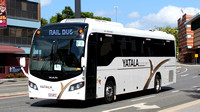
[61,18,175,41]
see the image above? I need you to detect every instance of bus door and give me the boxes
[86,34,98,99]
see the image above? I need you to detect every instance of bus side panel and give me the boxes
[96,57,176,98]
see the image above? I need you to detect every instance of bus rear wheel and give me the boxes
[154,75,161,93]
[104,81,114,103]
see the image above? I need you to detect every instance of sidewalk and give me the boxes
[0,78,28,97]
[177,62,200,67]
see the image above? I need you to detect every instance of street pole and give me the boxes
[114,6,118,22]
[75,0,81,18]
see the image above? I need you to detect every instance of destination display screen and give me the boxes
[40,27,80,38]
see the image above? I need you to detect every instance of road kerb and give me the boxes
[0,91,28,98]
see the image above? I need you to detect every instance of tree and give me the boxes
[153,26,179,54]
[81,12,94,18]
[50,15,57,24]
[62,6,74,18]
[50,13,64,23]
[49,6,111,23]
[41,18,48,26]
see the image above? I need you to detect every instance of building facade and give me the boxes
[0,0,40,78]
[178,14,195,63]
[185,13,200,63]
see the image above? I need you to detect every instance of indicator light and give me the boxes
[77,68,81,70]
[37,30,40,35]
[78,29,83,34]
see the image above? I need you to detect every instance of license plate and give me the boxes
[48,93,57,98]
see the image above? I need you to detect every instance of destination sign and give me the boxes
[40,27,79,37]
[49,29,73,36]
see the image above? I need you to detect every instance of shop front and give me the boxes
[0,45,28,78]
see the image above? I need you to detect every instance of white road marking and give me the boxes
[171,90,180,93]
[102,103,160,112]
[180,74,189,77]
[192,86,199,88]
[192,86,200,91]
[131,95,155,102]
[177,68,188,75]
[132,103,160,110]
[193,76,200,78]
[102,104,139,112]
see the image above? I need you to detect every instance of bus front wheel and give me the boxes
[104,81,114,103]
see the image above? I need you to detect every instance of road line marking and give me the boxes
[177,68,188,75]
[102,103,160,112]
[192,86,199,88]
[180,74,189,77]
[171,90,179,93]
[132,103,160,110]
[102,104,139,112]
[193,76,200,78]
[131,95,155,102]
[176,70,180,73]
[157,99,200,112]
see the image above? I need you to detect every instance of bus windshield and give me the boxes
[29,23,88,81]
[30,39,85,72]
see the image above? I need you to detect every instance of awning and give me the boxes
[19,47,31,54]
[0,45,25,53]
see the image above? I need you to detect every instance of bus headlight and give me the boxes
[69,82,84,91]
[29,81,38,90]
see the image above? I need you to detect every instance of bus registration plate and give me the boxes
[48,93,57,98]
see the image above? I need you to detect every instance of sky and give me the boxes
[41,0,200,30]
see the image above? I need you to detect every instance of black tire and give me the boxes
[104,81,114,103]
[154,75,161,93]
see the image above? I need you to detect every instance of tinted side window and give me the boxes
[88,33,175,66]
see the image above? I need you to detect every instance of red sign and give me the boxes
[0,0,7,27]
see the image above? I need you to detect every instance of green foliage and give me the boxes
[50,13,64,23]
[62,6,74,18]
[50,15,57,24]
[16,73,26,78]
[5,74,15,78]
[81,12,94,18]
[5,73,26,78]
[41,18,48,26]
[49,6,111,24]
[94,16,111,21]
[153,26,179,54]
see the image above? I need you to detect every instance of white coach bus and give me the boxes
[20,18,176,103]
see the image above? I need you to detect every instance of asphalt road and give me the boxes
[0,65,200,112]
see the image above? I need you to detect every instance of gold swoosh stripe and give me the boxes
[57,79,76,99]
[143,59,170,90]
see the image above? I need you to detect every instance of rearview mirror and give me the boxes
[20,57,26,67]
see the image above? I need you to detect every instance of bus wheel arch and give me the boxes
[104,76,116,103]
[154,72,162,93]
